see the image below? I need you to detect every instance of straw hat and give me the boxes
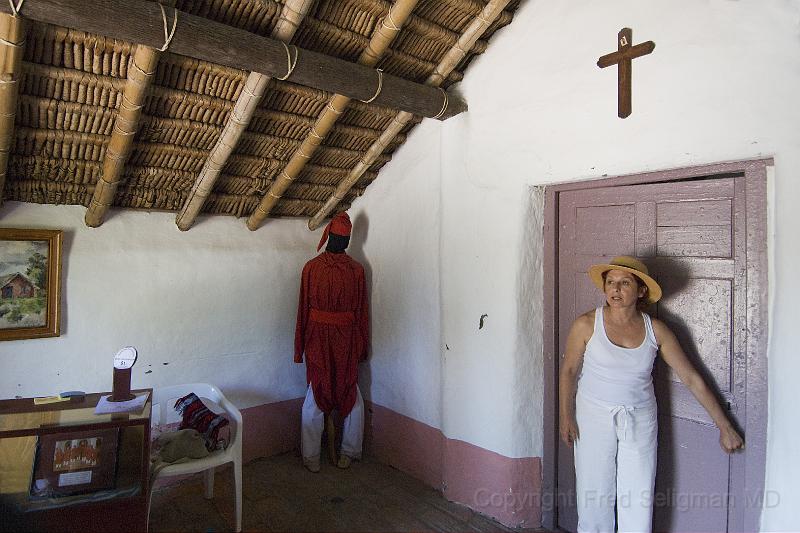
[588,256,662,304]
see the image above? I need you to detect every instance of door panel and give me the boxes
[656,199,732,226]
[556,177,744,533]
[575,205,636,255]
[658,277,732,392]
[656,225,731,257]
[655,418,730,532]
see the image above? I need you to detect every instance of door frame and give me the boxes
[540,158,771,532]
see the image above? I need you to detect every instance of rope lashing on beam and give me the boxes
[157,3,178,52]
[0,35,23,47]
[325,101,343,115]
[121,59,153,112]
[361,69,384,103]
[277,42,299,80]
[7,0,24,17]
[128,56,155,78]
[1,0,26,47]
[381,10,401,31]
[433,88,449,119]
[309,127,324,140]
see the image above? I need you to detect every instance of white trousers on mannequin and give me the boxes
[573,392,658,533]
[301,384,364,460]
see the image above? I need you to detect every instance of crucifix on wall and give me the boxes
[597,28,655,118]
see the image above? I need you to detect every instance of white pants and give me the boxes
[574,392,658,533]
[301,384,364,460]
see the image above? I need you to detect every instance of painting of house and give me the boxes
[0,239,50,330]
[0,272,36,299]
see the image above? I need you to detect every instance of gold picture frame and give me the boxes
[0,228,63,341]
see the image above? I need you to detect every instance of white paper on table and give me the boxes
[94,392,149,415]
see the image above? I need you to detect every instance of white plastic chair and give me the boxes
[148,383,243,532]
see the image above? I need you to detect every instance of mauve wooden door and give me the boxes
[555,177,746,532]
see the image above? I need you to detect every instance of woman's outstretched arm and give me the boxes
[653,319,744,453]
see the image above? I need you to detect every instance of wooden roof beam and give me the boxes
[0,13,25,207]
[0,0,466,121]
[174,0,313,231]
[245,0,421,230]
[307,0,514,231]
[84,45,160,227]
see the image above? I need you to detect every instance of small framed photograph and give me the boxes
[30,428,119,498]
[0,228,63,341]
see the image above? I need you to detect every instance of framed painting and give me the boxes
[0,228,63,341]
[29,427,119,498]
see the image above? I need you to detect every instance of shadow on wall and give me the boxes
[513,186,544,455]
[60,229,73,337]
[348,212,373,404]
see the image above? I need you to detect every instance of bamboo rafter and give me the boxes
[246,0,421,230]
[307,0,514,230]
[0,13,26,205]
[84,43,161,227]
[175,0,313,231]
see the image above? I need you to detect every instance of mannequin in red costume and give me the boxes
[295,212,369,472]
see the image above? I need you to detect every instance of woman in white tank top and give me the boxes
[559,256,743,533]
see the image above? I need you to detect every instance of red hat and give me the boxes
[317,211,352,251]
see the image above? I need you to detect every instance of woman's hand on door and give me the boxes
[719,425,744,454]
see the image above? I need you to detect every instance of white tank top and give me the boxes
[578,306,658,407]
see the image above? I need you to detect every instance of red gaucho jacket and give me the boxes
[294,252,369,417]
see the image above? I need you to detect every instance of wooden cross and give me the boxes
[597,28,655,118]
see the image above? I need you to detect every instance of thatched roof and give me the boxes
[0,0,519,230]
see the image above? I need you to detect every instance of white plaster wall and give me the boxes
[0,204,315,408]
[349,119,443,429]
[434,0,800,529]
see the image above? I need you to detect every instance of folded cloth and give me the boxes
[174,392,230,451]
[149,429,211,488]
[155,429,210,463]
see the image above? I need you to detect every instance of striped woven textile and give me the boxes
[174,392,230,451]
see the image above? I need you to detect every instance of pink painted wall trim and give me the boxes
[364,401,444,490]
[365,401,542,528]
[240,397,542,528]
[444,438,542,528]
[241,397,303,463]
